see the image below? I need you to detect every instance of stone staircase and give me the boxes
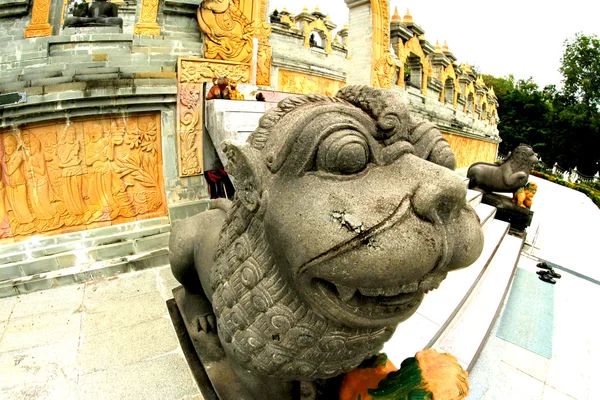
[0,217,171,298]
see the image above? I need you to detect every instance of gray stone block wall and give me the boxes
[270,31,347,82]
[0,7,32,42]
[345,3,372,85]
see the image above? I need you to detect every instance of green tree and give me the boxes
[494,78,551,157]
[560,33,600,109]
[481,74,514,98]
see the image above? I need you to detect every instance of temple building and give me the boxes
[0,0,500,296]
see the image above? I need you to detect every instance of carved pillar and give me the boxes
[134,0,160,35]
[24,0,52,38]
[344,0,395,88]
[177,59,251,177]
[254,0,272,87]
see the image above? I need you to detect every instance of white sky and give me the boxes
[268,0,600,89]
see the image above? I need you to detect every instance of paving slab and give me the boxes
[9,283,84,320]
[82,290,168,335]
[0,309,81,353]
[78,352,198,400]
[0,268,201,399]
[77,316,179,375]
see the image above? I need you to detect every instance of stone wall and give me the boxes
[270,28,347,83]
[0,2,208,217]
[345,1,373,86]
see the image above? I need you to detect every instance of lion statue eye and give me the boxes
[315,130,370,175]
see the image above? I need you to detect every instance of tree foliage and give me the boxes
[489,33,600,175]
[560,33,600,109]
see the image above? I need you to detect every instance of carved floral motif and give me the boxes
[371,0,395,88]
[133,0,161,35]
[0,114,167,241]
[197,0,255,63]
[177,58,252,177]
[180,60,251,84]
[278,70,345,96]
[24,0,52,38]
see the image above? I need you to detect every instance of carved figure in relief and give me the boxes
[169,86,484,398]
[58,126,88,221]
[3,135,35,235]
[26,135,60,230]
[467,144,539,193]
[84,123,134,220]
[197,0,254,63]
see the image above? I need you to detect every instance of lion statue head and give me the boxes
[210,86,484,381]
[506,144,539,173]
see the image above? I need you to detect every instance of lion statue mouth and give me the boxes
[296,194,464,328]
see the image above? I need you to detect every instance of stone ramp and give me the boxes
[0,217,171,298]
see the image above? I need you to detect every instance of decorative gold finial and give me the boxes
[282,7,288,12]
[314,4,320,13]
[326,14,331,21]
[403,8,413,24]
[303,5,308,12]
[462,63,473,73]
[442,40,449,52]
[435,40,443,53]
[343,23,349,30]
[392,6,402,23]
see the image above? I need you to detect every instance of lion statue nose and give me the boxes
[411,172,466,224]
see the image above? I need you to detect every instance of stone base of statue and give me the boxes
[167,286,342,400]
[63,17,123,29]
[62,26,123,35]
[482,192,533,233]
[167,286,253,400]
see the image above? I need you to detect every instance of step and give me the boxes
[467,188,483,208]
[0,218,172,298]
[475,202,497,231]
[432,233,523,370]
[0,248,169,298]
[383,219,510,364]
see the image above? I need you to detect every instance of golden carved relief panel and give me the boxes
[197,0,254,63]
[24,0,52,38]
[370,0,395,88]
[278,70,345,96]
[177,58,251,177]
[441,132,498,169]
[0,114,167,241]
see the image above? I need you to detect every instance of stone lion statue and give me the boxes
[467,144,538,193]
[169,85,484,399]
[512,182,538,208]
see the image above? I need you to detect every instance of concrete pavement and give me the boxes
[0,266,201,400]
[468,175,600,400]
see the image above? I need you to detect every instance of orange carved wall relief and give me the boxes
[0,114,167,241]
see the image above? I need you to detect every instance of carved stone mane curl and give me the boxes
[211,196,394,381]
[504,144,537,173]
[248,86,456,169]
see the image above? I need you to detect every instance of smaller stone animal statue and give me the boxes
[467,144,538,193]
[63,0,123,28]
[206,77,231,100]
[512,182,537,209]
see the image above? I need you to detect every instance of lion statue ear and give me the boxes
[222,140,266,212]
